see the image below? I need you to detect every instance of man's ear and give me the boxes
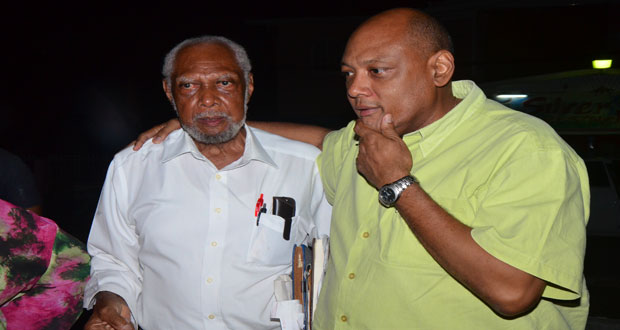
[428,50,454,88]
[246,73,255,102]
[162,79,174,102]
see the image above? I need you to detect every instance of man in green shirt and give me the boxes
[135,7,589,329]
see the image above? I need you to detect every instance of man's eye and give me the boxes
[219,81,230,86]
[370,68,385,74]
[341,71,353,78]
[181,83,192,88]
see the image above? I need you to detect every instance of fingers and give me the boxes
[355,114,398,141]
[354,114,412,188]
[353,119,371,138]
[132,118,181,151]
[85,315,133,330]
[380,114,400,139]
[132,124,165,151]
[106,314,134,330]
[85,313,134,330]
[88,292,135,330]
[154,118,182,142]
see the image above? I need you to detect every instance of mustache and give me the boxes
[194,111,231,120]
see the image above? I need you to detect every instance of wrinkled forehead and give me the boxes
[174,43,242,76]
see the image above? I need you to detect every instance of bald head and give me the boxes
[351,8,453,59]
[341,7,458,135]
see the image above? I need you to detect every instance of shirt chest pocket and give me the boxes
[246,214,298,266]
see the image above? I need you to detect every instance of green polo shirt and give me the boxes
[314,80,589,329]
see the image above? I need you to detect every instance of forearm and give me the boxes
[247,121,330,149]
[395,185,546,316]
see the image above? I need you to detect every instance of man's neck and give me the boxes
[195,128,247,170]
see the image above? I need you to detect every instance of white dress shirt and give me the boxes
[84,126,331,330]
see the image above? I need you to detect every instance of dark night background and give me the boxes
[1,0,619,328]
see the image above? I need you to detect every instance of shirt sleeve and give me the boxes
[471,148,588,300]
[309,158,332,240]
[316,121,356,205]
[84,156,142,316]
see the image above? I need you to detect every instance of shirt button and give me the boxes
[348,273,355,279]
[211,241,218,247]
[362,232,370,238]
[206,277,214,283]
[215,208,222,213]
[215,174,222,180]
[208,314,215,320]
[341,315,348,322]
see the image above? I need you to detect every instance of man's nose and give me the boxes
[347,74,371,98]
[199,86,218,107]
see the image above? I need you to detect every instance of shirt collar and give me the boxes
[236,125,278,169]
[161,124,278,169]
[403,80,486,156]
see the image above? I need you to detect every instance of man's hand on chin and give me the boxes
[353,114,413,188]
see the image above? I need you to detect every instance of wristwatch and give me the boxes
[378,175,418,207]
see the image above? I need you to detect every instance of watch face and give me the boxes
[379,187,396,205]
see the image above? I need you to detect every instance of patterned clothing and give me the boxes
[0,199,90,330]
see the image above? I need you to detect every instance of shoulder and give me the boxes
[0,148,26,170]
[455,80,569,153]
[249,126,322,161]
[476,100,582,162]
[481,100,565,146]
[111,130,185,167]
[0,148,35,182]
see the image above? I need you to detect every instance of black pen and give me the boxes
[256,204,267,226]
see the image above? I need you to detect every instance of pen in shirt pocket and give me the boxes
[255,193,267,226]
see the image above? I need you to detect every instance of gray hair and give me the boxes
[162,35,252,92]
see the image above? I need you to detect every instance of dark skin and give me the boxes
[89,43,253,329]
[162,42,253,169]
[85,291,134,330]
[132,8,547,317]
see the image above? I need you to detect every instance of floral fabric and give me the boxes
[0,199,90,329]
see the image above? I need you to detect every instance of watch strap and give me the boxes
[379,174,418,207]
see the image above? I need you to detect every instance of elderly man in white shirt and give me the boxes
[83,36,331,330]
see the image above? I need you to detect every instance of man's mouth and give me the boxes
[355,106,381,117]
[196,117,226,127]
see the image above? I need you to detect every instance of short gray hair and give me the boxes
[162,35,252,89]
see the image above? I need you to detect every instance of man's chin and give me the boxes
[182,121,244,145]
[360,116,382,132]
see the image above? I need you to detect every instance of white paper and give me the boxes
[271,299,304,330]
[274,274,293,302]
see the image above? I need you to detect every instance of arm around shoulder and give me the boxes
[248,121,331,150]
